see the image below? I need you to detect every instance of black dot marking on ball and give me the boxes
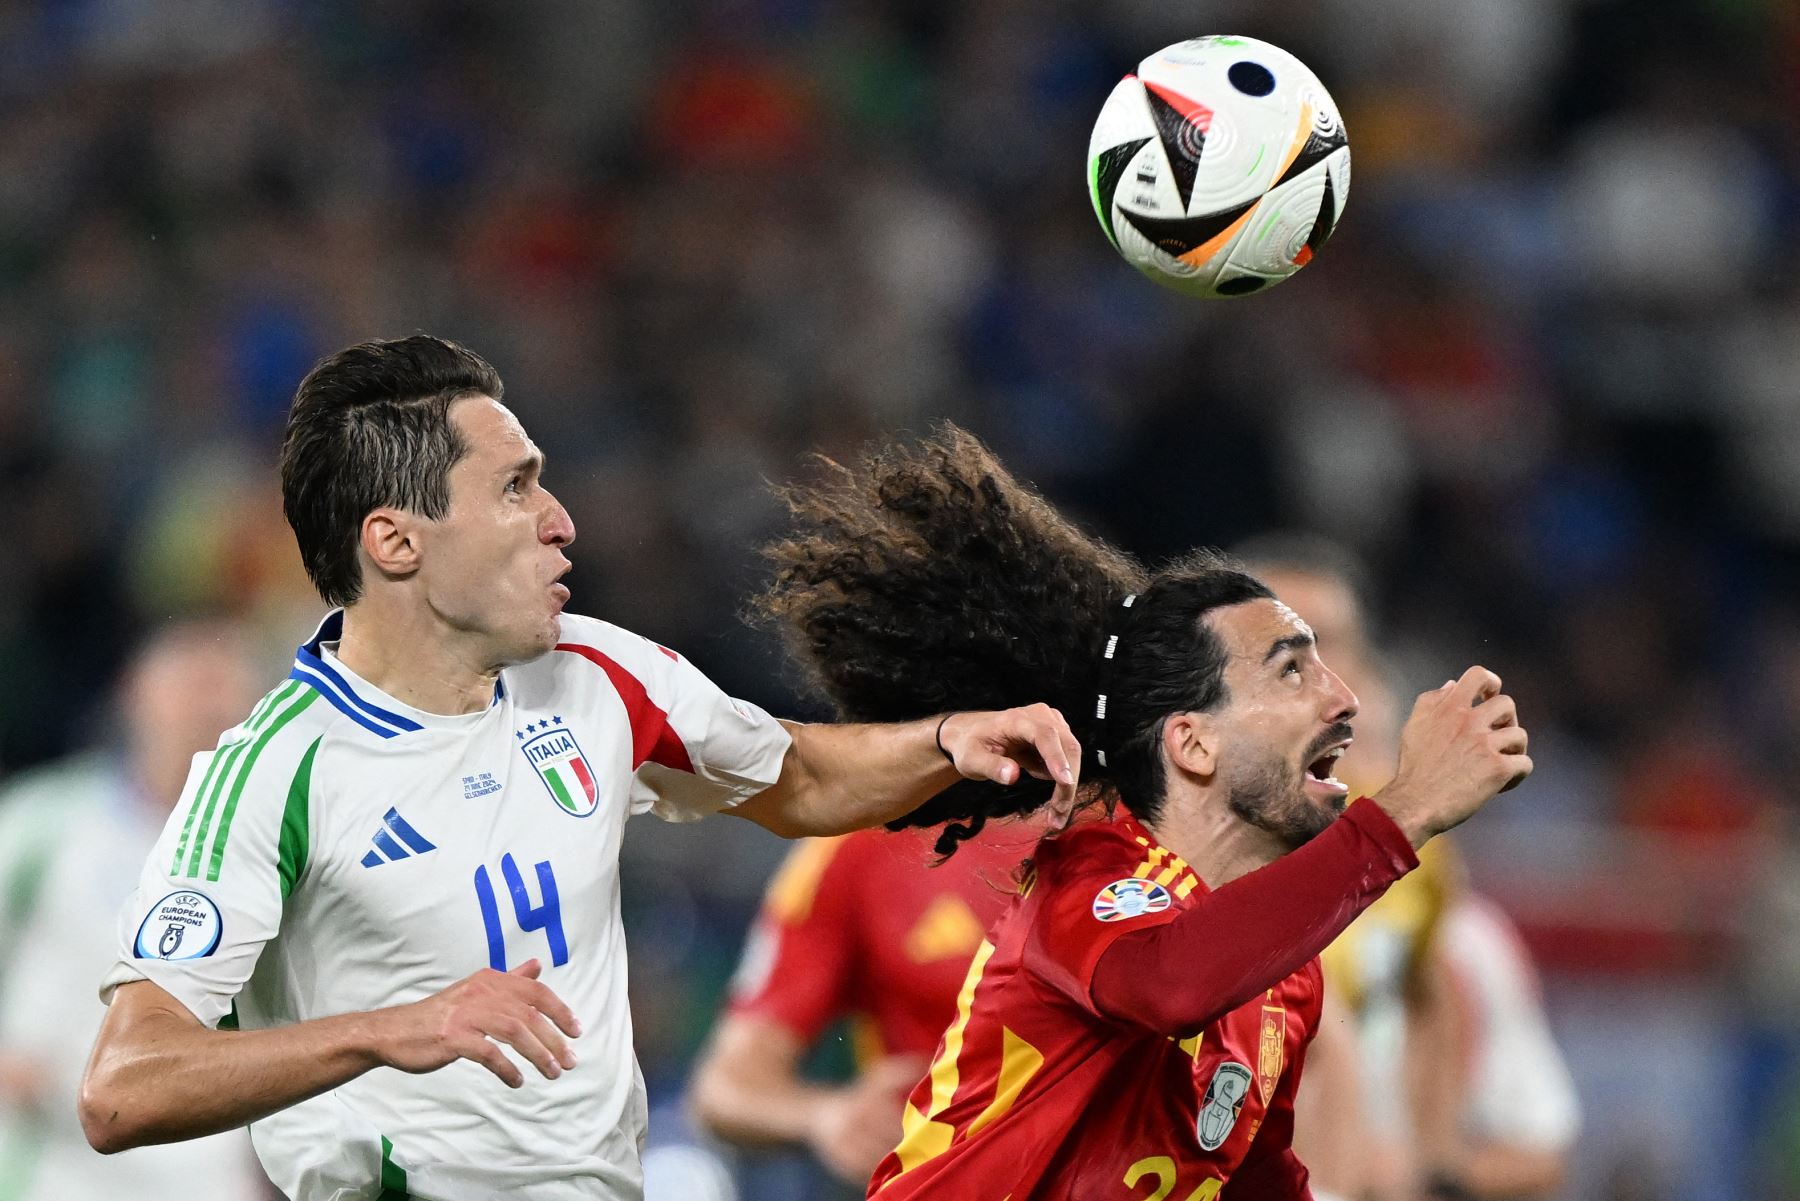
[1228,61,1276,97]
[1216,276,1267,295]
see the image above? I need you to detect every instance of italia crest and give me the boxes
[1092,877,1173,923]
[518,717,598,817]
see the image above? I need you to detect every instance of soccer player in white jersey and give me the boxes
[77,336,1081,1201]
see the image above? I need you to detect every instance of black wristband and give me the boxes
[935,713,957,762]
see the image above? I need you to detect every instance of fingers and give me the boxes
[955,746,1019,786]
[1490,724,1528,756]
[1476,694,1518,730]
[523,978,583,1038]
[447,967,583,1085]
[466,1037,526,1089]
[1448,665,1502,706]
[1013,704,1077,788]
[1500,754,1534,792]
[529,1008,578,1072]
[487,1014,564,1082]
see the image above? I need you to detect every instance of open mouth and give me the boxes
[1303,742,1350,794]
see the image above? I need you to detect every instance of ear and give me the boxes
[360,507,422,580]
[1161,711,1219,783]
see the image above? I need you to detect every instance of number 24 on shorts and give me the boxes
[474,854,569,970]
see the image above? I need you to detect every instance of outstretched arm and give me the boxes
[690,1014,924,1185]
[80,962,579,1153]
[730,707,1080,838]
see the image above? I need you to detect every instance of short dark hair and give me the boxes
[279,336,503,607]
[755,425,1274,851]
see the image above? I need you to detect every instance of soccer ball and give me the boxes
[1087,35,1350,298]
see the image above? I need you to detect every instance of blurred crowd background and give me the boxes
[1,0,1797,1198]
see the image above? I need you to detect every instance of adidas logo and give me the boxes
[359,808,438,868]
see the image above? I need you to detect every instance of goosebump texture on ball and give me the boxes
[1088,35,1350,298]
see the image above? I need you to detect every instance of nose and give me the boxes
[539,488,576,548]
[1322,667,1358,724]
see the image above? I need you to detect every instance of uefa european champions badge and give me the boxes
[1196,1062,1253,1151]
[1091,877,1173,922]
[518,717,599,817]
[133,890,223,960]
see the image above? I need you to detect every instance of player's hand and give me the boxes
[807,1054,928,1185]
[1370,666,1532,849]
[938,704,1082,827]
[375,960,582,1088]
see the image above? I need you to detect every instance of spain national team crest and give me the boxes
[1257,1004,1287,1105]
[1092,877,1173,922]
[518,717,598,817]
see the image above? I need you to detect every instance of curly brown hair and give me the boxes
[756,424,1273,854]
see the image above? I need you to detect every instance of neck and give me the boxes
[1144,785,1287,889]
[335,598,501,717]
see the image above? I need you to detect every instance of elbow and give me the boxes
[78,1072,146,1155]
[686,1059,732,1139]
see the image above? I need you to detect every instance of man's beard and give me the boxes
[1224,747,1342,850]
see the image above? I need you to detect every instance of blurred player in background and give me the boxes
[755,428,1530,1199]
[690,819,1039,1188]
[77,338,1079,1201]
[0,620,267,1201]
[1238,535,1577,1201]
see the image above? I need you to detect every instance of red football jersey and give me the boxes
[729,823,1041,1061]
[867,812,1322,1201]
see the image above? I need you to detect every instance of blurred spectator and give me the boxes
[1240,534,1578,1201]
[0,619,269,1201]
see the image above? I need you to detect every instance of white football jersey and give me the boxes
[104,611,792,1201]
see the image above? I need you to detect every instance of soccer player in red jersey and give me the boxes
[753,427,1532,1200]
[690,822,1037,1183]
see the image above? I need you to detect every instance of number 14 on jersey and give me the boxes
[474,854,568,970]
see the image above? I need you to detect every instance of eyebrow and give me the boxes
[1262,632,1316,663]
[500,450,546,478]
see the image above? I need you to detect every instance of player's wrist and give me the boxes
[1363,785,1433,849]
[350,1003,415,1073]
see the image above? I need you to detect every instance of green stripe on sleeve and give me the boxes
[184,680,302,877]
[378,1135,410,1200]
[277,737,322,899]
[182,736,253,875]
[205,687,321,882]
[170,684,288,873]
[171,744,236,875]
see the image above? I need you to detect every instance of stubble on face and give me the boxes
[1223,744,1343,849]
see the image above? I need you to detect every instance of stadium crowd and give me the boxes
[0,0,1797,1197]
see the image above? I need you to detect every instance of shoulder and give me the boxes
[182,678,341,811]
[1031,817,1151,890]
[531,614,700,701]
[552,614,682,670]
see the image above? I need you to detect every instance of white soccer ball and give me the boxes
[1087,35,1351,298]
